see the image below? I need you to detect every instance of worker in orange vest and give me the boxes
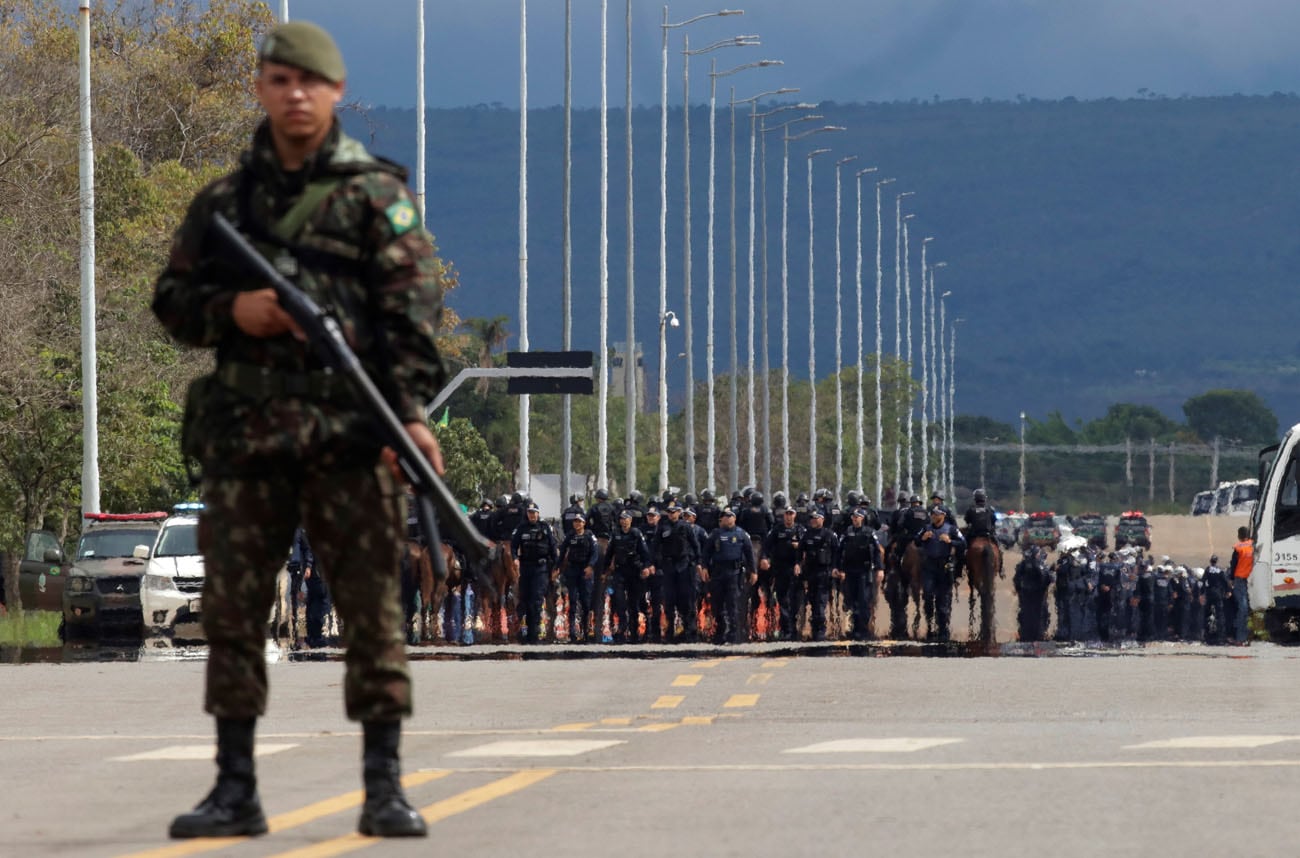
[1226,526,1254,645]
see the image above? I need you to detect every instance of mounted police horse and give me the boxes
[964,535,1003,641]
[885,540,926,639]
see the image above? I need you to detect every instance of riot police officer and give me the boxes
[794,492,814,528]
[585,489,619,641]
[469,499,496,542]
[832,491,861,536]
[561,494,586,538]
[1096,552,1122,642]
[762,507,804,641]
[1013,545,1053,641]
[557,513,601,642]
[797,509,839,642]
[625,490,650,536]
[703,507,755,644]
[511,503,558,644]
[694,489,722,533]
[658,503,701,642]
[837,508,884,640]
[918,506,964,642]
[605,510,652,642]
[642,507,667,642]
[1203,555,1229,644]
[738,492,773,638]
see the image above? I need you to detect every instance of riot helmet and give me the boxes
[750,492,764,506]
[700,489,716,503]
[595,488,610,501]
[973,488,987,504]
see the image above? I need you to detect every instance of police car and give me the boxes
[139,503,205,637]
[61,504,204,639]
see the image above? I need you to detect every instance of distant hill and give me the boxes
[344,94,1300,426]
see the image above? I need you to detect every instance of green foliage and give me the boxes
[1183,390,1279,446]
[0,611,62,647]
[432,417,508,507]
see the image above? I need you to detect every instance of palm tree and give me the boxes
[459,316,512,397]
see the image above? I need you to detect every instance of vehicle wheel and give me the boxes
[1263,610,1300,644]
[57,617,67,642]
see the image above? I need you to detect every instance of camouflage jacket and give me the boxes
[153,120,447,474]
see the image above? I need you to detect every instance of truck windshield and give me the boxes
[77,529,156,560]
[155,522,198,558]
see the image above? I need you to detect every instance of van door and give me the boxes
[19,530,66,612]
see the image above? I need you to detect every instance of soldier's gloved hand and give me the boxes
[232,288,304,339]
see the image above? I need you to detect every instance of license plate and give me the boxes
[188,598,202,613]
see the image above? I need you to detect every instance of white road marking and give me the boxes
[447,739,626,758]
[784,738,964,754]
[112,743,298,762]
[1124,735,1300,750]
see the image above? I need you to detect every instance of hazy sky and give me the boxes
[290,0,1300,109]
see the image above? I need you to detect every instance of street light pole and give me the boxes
[735,89,798,491]
[853,165,877,495]
[705,61,780,494]
[892,191,913,496]
[561,0,573,508]
[949,318,963,500]
[927,254,941,493]
[901,212,916,495]
[933,267,949,493]
[518,0,530,494]
[661,8,745,495]
[807,146,833,492]
[1019,409,1027,511]
[623,0,635,493]
[918,234,933,496]
[874,177,894,505]
[660,309,682,489]
[834,155,858,501]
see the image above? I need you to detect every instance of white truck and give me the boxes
[1248,426,1300,639]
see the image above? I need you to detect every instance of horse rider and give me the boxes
[762,507,805,641]
[470,499,495,542]
[918,505,964,642]
[703,506,756,644]
[511,502,558,644]
[837,507,884,640]
[557,513,601,642]
[961,488,1000,578]
[796,509,839,642]
[605,510,652,643]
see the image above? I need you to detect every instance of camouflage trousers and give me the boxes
[198,460,411,722]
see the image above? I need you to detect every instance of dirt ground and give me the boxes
[954,514,1245,644]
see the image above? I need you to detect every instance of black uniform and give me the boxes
[838,523,883,640]
[797,522,839,641]
[561,502,585,538]
[657,514,701,641]
[1013,546,1053,641]
[703,523,755,644]
[763,519,805,640]
[511,517,559,644]
[605,523,651,642]
[1202,563,1229,644]
[1096,558,1122,642]
[557,529,601,642]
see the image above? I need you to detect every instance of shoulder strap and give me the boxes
[272,176,347,243]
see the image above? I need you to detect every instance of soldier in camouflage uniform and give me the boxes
[152,21,442,841]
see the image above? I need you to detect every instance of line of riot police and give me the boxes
[1015,543,1239,645]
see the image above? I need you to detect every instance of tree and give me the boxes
[1183,390,1279,446]
[1079,403,1180,444]
[458,316,512,396]
[432,417,508,507]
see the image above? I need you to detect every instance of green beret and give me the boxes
[259,20,346,84]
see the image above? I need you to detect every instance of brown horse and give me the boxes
[400,541,461,643]
[885,541,925,639]
[466,543,517,642]
[964,535,1003,641]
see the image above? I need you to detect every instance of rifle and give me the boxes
[211,212,493,570]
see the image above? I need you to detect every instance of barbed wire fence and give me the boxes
[949,437,1260,513]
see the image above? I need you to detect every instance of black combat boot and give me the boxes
[169,717,267,838]
[358,721,428,837]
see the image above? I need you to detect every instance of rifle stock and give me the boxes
[210,212,492,567]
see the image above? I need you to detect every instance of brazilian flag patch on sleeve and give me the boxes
[385,199,419,236]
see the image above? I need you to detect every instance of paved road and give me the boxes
[4,641,1299,857]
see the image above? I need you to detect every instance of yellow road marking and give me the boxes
[695,658,724,668]
[680,716,715,726]
[263,770,555,858]
[600,717,633,726]
[672,674,703,687]
[746,673,773,686]
[651,695,685,709]
[638,722,680,733]
[116,772,450,858]
[724,694,760,708]
[762,659,789,668]
[550,723,596,732]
